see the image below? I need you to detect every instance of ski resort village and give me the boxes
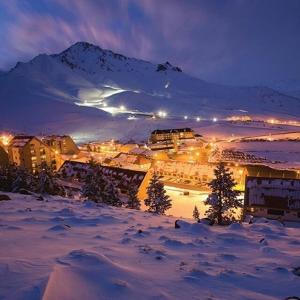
[1,1,300,299]
[1,122,300,221]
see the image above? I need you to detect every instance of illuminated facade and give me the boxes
[150,128,195,143]
[8,136,60,173]
[245,176,300,221]
[42,135,79,155]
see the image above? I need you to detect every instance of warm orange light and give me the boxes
[0,134,13,146]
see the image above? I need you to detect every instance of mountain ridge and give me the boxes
[1,41,300,138]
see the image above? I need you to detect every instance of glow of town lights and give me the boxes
[213,117,218,122]
[158,111,167,118]
[119,105,126,111]
[196,117,200,122]
[184,115,188,120]
[0,134,12,146]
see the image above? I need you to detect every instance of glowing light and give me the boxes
[184,116,188,120]
[158,111,167,118]
[0,134,13,146]
[127,115,137,120]
[196,117,200,122]
[103,102,107,107]
[213,117,218,122]
[119,105,126,111]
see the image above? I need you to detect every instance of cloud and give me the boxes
[0,0,299,85]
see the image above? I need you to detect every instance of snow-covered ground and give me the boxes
[218,140,300,169]
[1,193,300,300]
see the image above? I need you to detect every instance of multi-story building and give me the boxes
[8,136,58,173]
[58,161,151,201]
[41,135,79,155]
[244,176,300,221]
[0,142,9,167]
[150,128,195,144]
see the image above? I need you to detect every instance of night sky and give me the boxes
[0,0,299,85]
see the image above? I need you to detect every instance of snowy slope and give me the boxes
[0,193,300,300]
[0,41,300,137]
[266,79,300,98]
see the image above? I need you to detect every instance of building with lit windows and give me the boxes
[150,128,195,143]
[41,135,79,155]
[0,142,9,167]
[245,176,300,221]
[8,136,60,173]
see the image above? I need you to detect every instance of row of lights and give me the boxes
[183,116,218,122]
[158,111,167,118]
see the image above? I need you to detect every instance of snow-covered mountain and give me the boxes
[264,79,300,99]
[0,41,300,137]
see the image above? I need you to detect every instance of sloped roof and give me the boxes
[10,135,49,148]
[59,161,147,191]
[151,128,193,135]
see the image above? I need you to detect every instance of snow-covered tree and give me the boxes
[144,172,172,214]
[126,184,141,210]
[82,163,107,203]
[104,179,122,207]
[0,164,17,192]
[35,162,64,195]
[11,166,33,193]
[193,206,200,222]
[205,162,242,224]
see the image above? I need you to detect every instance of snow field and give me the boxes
[0,194,300,299]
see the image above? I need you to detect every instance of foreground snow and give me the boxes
[0,194,300,300]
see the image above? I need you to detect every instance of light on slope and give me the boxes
[158,111,167,118]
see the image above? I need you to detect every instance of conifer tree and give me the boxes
[35,162,63,195]
[104,179,122,207]
[193,206,200,222]
[205,162,242,224]
[11,166,32,193]
[126,184,141,210]
[82,160,123,207]
[144,172,172,214]
[0,164,17,192]
[82,163,107,203]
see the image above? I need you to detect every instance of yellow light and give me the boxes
[0,134,12,146]
[120,105,125,111]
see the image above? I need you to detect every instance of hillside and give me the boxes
[0,42,300,138]
[0,193,300,300]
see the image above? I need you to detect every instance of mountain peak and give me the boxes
[156,61,182,73]
[49,41,183,75]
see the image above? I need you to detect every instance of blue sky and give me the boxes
[0,0,299,85]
